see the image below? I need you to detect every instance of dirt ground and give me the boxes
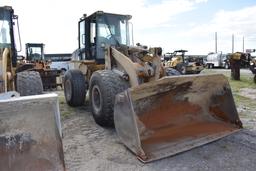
[58,69,256,171]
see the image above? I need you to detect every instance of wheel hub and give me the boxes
[92,85,102,115]
[64,80,72,101]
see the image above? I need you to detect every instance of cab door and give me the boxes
[78,18,97,60]
[78,19,86,60]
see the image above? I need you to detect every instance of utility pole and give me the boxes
[232,34,234,53]
[242,36,244,53]
[215,32,217,53]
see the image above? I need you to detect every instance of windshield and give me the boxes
[97,14,131,46]
[0,20,10,44]
[27,46,43,60]
[0,9,12,47]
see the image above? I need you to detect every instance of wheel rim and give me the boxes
[92,85,102,115]
[181,66,186,74]
[64,80,72,101]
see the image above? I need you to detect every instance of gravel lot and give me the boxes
[58,68,256,171]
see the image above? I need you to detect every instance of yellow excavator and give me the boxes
[64,11,242,162]
[0,6,65,170]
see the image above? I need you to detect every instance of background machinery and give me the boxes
[64,11,242,162]
[249,57,256,83]
[16,43,62,90]
[0,6,65,170]
[164,50,204,74]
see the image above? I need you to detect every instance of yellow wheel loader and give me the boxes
[64,11,242,162]
[0,6,65,170]
[19,43,62,90]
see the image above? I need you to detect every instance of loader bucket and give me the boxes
[114,74,242,162]
[0,93,65,171]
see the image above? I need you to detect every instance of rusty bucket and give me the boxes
[0,93,65,170]
[114,74,242,162]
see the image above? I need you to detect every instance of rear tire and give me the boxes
[64,70,87,107]
[89,70,129,127]
[16,71,43,96]
[208,64,213,69]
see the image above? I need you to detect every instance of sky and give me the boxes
[1,0,256,55]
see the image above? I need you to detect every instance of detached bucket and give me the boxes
[0,93,65,171]
[114,74,242,162]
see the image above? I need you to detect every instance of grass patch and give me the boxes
[58,95,66,104]
[60,106,78,119]
[228,75,256,112]
[242,124,254,129]
[56,91,77,119]
[62,111,72,119]
[233,94,255,109]
[229,76,256,93]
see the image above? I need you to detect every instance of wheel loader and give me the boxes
[64,11,242,162]
[16,43,62,90]
[0,6,65,170]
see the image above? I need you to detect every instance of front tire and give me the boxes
[89,70,129,127]
[16,71,43,96]
[64,70,87,107]
[176,63,186,74]
[165,68,181,76]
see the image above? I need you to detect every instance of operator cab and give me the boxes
[0,6,18,66]
[78,11,132,64]
[173,50,188,63]
[25,43,45,61]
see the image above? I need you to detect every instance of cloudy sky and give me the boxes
[1,0,256,55]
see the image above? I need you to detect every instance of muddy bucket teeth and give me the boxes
[114,74,242,162]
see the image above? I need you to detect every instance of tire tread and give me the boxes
[16,71,43,96]
[90,70,129,127]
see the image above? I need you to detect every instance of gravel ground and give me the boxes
[59,68,256,171]
[62,112,256,171]
[61,105,256,171]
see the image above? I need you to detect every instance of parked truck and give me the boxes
[45,53,71,74]
[206,52,230,69]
